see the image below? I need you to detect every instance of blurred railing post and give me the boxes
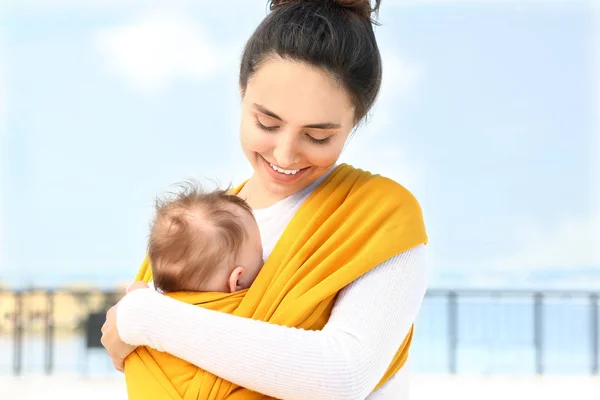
[591,293,598,375]
[448,291,458,374]
[533,292,544,375]
[45,290,55,375]
[13,291,23,376]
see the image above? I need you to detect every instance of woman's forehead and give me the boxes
[245,58,354,124]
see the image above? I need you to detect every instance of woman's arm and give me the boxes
[117,245,428,400]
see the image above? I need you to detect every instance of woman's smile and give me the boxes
[259,154,310,184]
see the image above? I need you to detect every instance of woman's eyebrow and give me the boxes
[252,103,341,130]
[253,103,282,120]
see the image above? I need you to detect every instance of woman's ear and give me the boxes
[228,266,245,293]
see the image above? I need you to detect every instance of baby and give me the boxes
[147,181,264,294]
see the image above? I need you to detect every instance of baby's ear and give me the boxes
[228,266,245,293]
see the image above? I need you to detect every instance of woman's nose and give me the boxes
[272,135,300,168]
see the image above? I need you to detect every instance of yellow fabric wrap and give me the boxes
[123,163,428,399]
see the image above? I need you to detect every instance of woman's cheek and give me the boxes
[248,133,273,154]
[240,120,267,153]
[308,142,345,167]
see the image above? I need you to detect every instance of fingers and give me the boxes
[114,359,124,373]
[97,302,135,373]
[101,317,109,335]
[102,333,125,372]
[101,305,114,334]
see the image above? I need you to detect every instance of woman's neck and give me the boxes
[237,177,286,210]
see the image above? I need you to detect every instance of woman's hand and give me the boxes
[100,281,149,372]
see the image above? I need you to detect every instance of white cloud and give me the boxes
[13,0,237,4]
[595,6,600,207]
[362,49,420,135]
[5,0,140,13]
[476,9,600,276]
[0,19,6,270]
[13,0,136,3]
[0,32,5,130]
[484,214,600,272]
[388,0,588,5]
[340,138,425,194]
[336,47,424,189]
[93,9,235,92]
[380,51,420,102]
[343,49,424,189]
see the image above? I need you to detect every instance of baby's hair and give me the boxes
[148,180,253,293]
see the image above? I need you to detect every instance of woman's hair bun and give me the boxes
[269,0,381,22]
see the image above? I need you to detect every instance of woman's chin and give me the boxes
[263,175,304,196]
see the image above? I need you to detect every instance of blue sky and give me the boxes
[0,0,598,289]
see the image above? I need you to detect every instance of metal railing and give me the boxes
[419,289,599,375]
[0,288,122,375]
[0,288,598,376]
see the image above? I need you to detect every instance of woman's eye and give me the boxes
[255,118,278,132]
[307,135,331,145]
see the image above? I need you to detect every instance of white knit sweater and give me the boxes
[117,173,428,400]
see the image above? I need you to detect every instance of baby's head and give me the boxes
[147,182,263,294]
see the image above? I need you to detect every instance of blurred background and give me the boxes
[0,0,598,399]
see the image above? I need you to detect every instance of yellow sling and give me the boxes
[123,163,428,399]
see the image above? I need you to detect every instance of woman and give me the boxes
[101,0,429,398]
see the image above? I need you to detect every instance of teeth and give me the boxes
[270,163,299,175]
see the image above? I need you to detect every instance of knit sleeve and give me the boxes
[117,244,428,400]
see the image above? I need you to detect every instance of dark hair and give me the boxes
[240,0,382,123]
[148,181,253,293]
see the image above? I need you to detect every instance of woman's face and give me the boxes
[240,56,356,200]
